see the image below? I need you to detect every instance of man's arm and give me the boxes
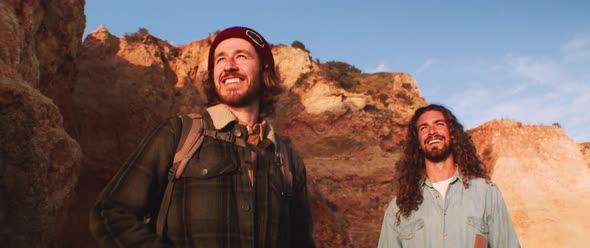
[289,151,316,248]
[378,199,402,248]
[89,118,179,248]
[487,184,521,248]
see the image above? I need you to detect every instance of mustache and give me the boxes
[425,134,445,143]
[221,72,245,80]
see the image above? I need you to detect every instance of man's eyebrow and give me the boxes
[235,49,255,56]
[215,49,254,58]
[214,51,226,58]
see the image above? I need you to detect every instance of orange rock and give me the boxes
[471,119,590,247]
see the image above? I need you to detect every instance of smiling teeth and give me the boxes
[225,78,240,84]
[428,139,441,145]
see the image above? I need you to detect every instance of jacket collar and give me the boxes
[206,104,277,145]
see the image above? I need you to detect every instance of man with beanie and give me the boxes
[90,26,316,248]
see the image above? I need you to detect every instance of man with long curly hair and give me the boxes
[90,26,315,247]
[378,104,519,247]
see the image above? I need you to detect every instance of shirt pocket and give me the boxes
[182,138,239,179]
[398,218,424,240]
[466,216,489,234]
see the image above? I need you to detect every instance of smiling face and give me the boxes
[417,110,452,162]
[212,38,263,107]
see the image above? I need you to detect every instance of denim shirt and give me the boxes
[378,172,520,248]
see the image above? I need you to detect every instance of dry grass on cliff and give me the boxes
[579,142,590,169]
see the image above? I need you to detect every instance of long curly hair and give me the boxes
[394,104,489,224]
[202,62,283,119]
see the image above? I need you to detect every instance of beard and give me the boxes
[423,143,452,163]
[217,79,262,107]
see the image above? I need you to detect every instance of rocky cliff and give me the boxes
[0,1,84,247]
[2,1,590,247]
[471,120,590,248]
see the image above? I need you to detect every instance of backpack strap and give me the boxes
[156,113,205,237]
[275,137,294,199]
[172,113,207,179]
[202,129,247,148]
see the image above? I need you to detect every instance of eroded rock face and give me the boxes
[276,71,427,158]
[1,79,82,247]
[0,1,85,244]
[35,0,86,131]
[273,45,314,89]
[0,0,85,130]
[73,26,194,180]
[305,146,400,247]
[471,119,590,247]
[0,1,84,247]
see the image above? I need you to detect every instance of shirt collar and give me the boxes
[455,168,464,183]
[422,167,462,187]
[206,104,277,145]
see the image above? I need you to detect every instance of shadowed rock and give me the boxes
[1,1,84,247]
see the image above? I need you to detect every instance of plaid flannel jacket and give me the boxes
[90,105,315,248]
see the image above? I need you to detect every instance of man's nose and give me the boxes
[224,58,238,71]
[427,125,437,135]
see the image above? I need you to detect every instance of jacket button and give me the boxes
[241,203,250,211]
[233,129,242,138]
[200,169,208,176]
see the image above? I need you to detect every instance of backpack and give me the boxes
[155,113,293,237]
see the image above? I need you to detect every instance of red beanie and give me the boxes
[207,26,275,80]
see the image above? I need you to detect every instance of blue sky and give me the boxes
[85,0,590,142]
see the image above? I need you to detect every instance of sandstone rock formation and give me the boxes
[275,71,426,156]
[273,67,426,246]
[471,119,590,247]
[0,0,84,247]
[305,147,400,247]
[74,25,201,179]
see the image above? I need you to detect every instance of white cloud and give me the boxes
[365,61,390,73]
[507,56,564,85]
[413,58,434,75]
[561,33,590,63]
[435,33,590,142]
[509,84,527,95]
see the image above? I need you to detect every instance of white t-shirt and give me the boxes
[432,175,455,200]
